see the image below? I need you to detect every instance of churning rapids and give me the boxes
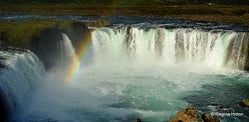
[1,16,249,122]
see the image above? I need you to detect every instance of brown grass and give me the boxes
[1,5,248,26]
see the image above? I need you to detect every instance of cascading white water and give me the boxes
[62,33,77,61]
[2,27,249,122]
[57,33,78,66]
[0,50,45,116]
[53,33,80,77]
[91,27,247,70]
[0,33,77,118]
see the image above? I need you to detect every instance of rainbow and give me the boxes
[65,32,92,83]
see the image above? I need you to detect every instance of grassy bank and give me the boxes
[0,20,74,48]
[0,5,249,26]
[0,20,109,48]
[0,0,249,6]
[0,3,249,49]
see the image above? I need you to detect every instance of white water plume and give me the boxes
[91,27,247,70]
[0,50,45,117]
[61,33,77,62]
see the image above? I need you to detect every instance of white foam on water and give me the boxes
[2,27,249,122]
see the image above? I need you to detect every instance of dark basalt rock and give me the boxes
[67,22,91,53]
[135,118,142,122]
[127,26,132,35]
[30,22,91,70]
[242,33,249,71]
[30,27,63,70]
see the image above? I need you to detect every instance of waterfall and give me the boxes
[91,27,248,69]
[56,33,78,67]
[0,26,248,122]
[62,33,77,62]
[0,50,45,117]
[0,33,78,120]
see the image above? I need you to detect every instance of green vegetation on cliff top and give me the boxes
[0,0,249,26]
[0,20,74,48]
[1,4,249,26]
[0,20,109,48]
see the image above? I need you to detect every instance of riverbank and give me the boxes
[0,5,249,26]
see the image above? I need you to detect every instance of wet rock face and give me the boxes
[243,33,249,71]
[168,106,220,122]
[30,27,63,70]
[30,22,90,70]
[67,22,91,53]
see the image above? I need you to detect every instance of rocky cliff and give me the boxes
[30,22,91,70]
[0,20,108,70]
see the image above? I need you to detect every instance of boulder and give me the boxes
[202,113,220,122]
[135,118,142,122]
[168,106,202,122]
[168,106,220,122]
[239,99,249,108]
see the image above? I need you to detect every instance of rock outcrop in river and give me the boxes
[240,99,249,108]
[168,106,220,122]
